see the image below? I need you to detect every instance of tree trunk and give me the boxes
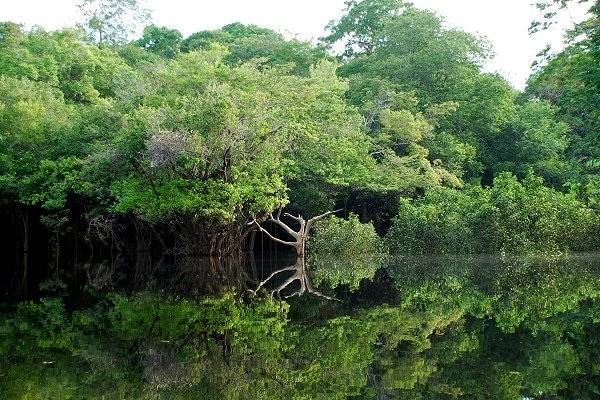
[250,209,342,257]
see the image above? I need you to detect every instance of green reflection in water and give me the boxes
[2,254,600,399]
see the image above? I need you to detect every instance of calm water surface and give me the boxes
[250,253,600,399]
[5,253,600,399]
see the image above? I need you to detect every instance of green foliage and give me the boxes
[386,172,600,254]
[2,2,591,256]
[181,23,275,52]
[327,1,520,186]
[309,214,384,256]
[488,100,572,185]
[136,25,182,58]
[308,214,387,289]
[0,76,92,209]
[181,23,329,76]
[0,24,133,101]
[526,48,600,178]
[525,0,600,182]
[106,54,378,223]
[0,23,397,230]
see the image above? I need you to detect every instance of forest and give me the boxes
[1,0,600,398]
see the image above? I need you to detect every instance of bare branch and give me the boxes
[306,209,343,232]
[250,220,296,247]
[283,213,303,222]
[251,258,339,301]
[273,274,302,298]
[309,209,344,223]
[269,214,300,238]
[250,266,298,296]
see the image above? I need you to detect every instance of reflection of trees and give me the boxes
[10,253,600,399]
[164,256,253,295]
[371,254,600,399]
[240,253,600,399]
[308,253,384,290]
[251,257,339,300]
[84,255,256,296]
[249,245,385,300]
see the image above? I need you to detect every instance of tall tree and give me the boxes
[526,0,600,176]
[322,0,406,58]
[77,0,151,44]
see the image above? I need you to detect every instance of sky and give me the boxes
[0,0,589,89]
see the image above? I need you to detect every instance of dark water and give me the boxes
[3,253,600,399]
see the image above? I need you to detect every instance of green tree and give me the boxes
[385,172,599,254]
[322,0,406,58]
[489,100,573,185]
[136,25,182,58]
[182,23,329,76]
[77,0,151,44]
[326,1,516,182]
[308,214,386,289]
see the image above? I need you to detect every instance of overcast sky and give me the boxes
[0,0,589,89]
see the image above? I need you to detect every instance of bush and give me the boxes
[308,214,387,289]
[385,172,600,254]
[309,213,386,256]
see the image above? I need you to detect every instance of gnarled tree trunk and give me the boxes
[250,209,342,258]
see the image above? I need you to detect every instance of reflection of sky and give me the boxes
[0,0,590,89]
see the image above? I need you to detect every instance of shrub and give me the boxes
[308,214,387,289]
[385,172,600,254]
[309,213,386,256]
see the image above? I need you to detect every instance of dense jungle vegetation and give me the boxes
[2,0,600,398]
[2,0,600,291]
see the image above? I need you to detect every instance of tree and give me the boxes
[250,209,342,258]
[181,23,329,76]
[384,172,599,254]
[307,214,386,290]
[322,0,406,58]
[525,1,600,177]
[326,1,513,182]
[77,0,151,44]
[489,100,573,185]
[181,23,278,52]
[136,25,182,58]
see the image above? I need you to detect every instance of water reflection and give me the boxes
[70,253,600,399]
[250,257,339,300]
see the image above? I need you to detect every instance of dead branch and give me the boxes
[249,219,296,247]
[306,209,343,232]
